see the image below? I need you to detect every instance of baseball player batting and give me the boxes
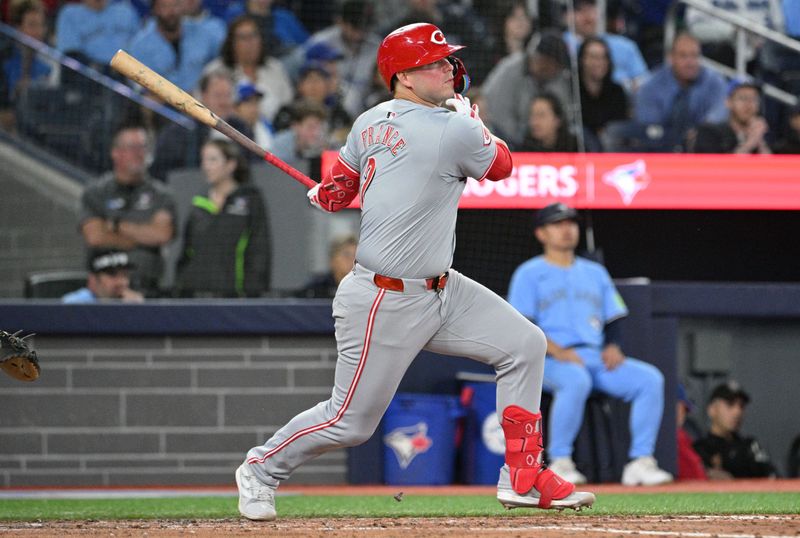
[235,23,595,520]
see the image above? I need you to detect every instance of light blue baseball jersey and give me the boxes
[338,99,497,279]
[507,256,628,348]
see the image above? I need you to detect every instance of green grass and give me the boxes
[1,492,798,520]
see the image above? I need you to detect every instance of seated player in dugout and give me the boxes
[234,23,595,522]
[508,203,673,486]
[693,381,777,479]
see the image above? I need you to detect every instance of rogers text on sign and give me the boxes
[464,165,579,198]
[321,150,800,210]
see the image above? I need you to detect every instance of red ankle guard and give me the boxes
[501,405,575,508]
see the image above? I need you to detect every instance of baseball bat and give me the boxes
[109,50,316,189]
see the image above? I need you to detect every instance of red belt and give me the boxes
[373,271,449,292]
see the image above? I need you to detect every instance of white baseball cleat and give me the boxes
[235,463,277,520]
[548,457,588,485]
[496,465,596,511]
[621,456,673,486]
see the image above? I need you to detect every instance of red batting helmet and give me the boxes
[377,23,467,92]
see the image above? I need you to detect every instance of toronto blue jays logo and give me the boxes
[602,159,651,206]
[384,422,433,469]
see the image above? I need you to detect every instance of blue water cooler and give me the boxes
[382,392,463,485]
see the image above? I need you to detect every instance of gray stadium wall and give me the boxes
[2,282,800,486]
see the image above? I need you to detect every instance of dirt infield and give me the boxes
[3,480,800,537]
[6,515,800,537]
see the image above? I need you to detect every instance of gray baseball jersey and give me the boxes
[245,99,547,489]
[341,99,497,278]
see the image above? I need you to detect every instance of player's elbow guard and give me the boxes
[484,139,513,181]
[313,159,360,212]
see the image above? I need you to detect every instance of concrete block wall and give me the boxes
[0,334,345,487]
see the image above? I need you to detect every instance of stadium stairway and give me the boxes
[0,139,85,298]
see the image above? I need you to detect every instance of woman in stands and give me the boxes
[518,93,578,152]
[176,139,271,298]
[203,15,294,124]
[577,36,629,140]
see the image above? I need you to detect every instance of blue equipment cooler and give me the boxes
[382,392,463,485]
[461,380,506,484]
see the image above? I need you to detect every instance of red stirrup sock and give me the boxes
[501,405,575,508]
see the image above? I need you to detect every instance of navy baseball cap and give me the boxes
[299,60,331,79]
[708,380,750,405]
[88,250,135,274]
[235,80,264,104]
[305,42,344,62]
[535,202,579,228]
[727,78,761,97]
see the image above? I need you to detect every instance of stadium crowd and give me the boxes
[1,0,800,176]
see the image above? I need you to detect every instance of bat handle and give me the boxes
[263,152,317,189]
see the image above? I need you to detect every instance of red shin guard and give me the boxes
[501,405,575,508]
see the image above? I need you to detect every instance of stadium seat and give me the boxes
[25,271,87,299]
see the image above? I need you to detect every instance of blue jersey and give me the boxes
[62,287,97,304]
[507,256,628,349]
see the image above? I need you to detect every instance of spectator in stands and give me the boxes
[304,41,344,82]
[204,15,294,124]
[295,234,357,299]
[234,80,273,151]
[773,104,800,154]
[273,61,351,148]
[632,32,728,151]
[0,0,57,131]
[488,0,534,64]
[694,381,777,479]
[287,0,380,119]
[150,69,254,181]
[224,0,309,56]
[55,0,139,68]
[687,79,771,154]
[518,93,578,152]
[676,384,707,481]
[508,203,673,487]
[378,0,494,85]
[80,124,177,297]
[128,0,222,91]
[685,0,783,69]
[62,249,144,304]
[183,0,227,49]
[562,0,648,93]
[270,99,327,173]
[577,36,628,142]
[482,30,573,148]
[176,139,270,298]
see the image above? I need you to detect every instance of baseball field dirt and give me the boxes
[3,479,799,537]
